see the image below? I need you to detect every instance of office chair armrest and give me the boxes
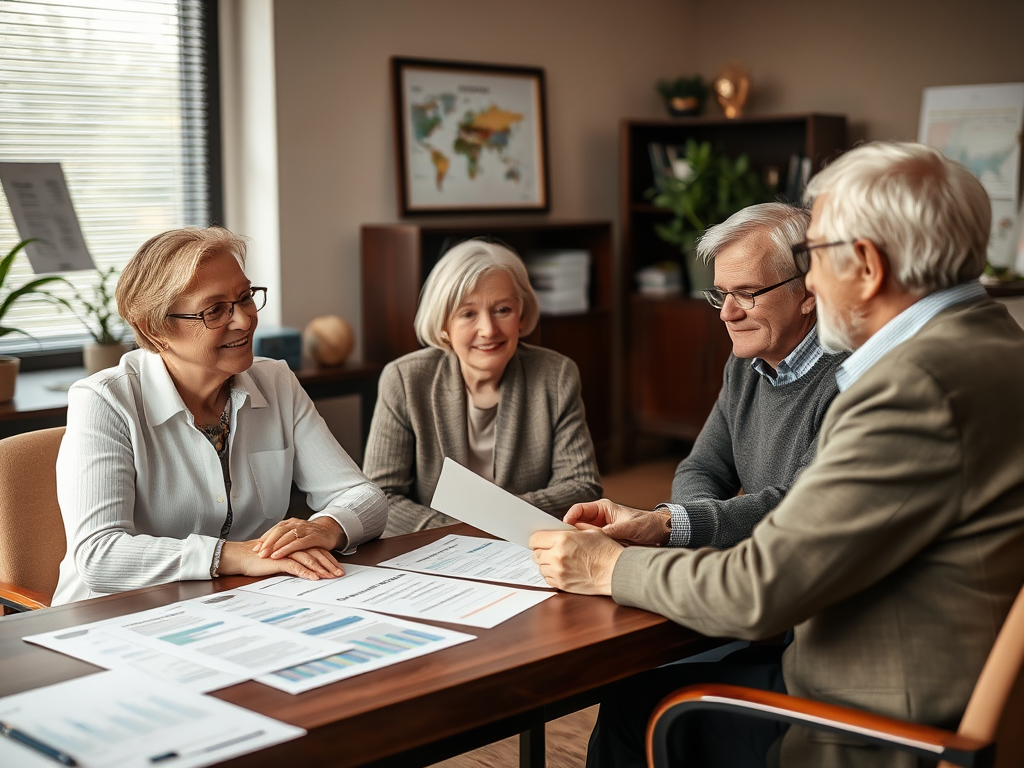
[646,683,994,768]
[0,580,48,613]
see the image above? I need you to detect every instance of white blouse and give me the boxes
[52,349,387,605]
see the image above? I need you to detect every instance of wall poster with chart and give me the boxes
[392,56,550,215]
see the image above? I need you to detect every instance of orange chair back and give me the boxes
[946,581,1024,768]
[0,427,66,607]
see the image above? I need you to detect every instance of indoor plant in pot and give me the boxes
[655,75,709,117]
[0,239,72,403]
[646,139,773,295]
[73,266,130,375]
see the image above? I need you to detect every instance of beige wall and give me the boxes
[267,0,1024,454]
[692,0,1024,144]
[272,0,696,341]
[271,0,695,455]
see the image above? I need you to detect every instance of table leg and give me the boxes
[519,724,545,768]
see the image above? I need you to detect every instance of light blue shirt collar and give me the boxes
[751,324,825,387]
[835,280,988,392]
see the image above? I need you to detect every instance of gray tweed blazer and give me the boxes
[364,343,602,537]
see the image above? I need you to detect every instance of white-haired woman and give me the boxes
[364,238,602,536]
[52,226,387,605]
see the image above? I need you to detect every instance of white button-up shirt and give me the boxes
[52,349,387,605]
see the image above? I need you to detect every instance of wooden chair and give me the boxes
[0,427,66,613]
[646,581,1024,768]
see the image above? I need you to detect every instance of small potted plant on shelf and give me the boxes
[0,239,73,403]
[655,75,709,117]
[72,266,130,375]
[646,139,774,295]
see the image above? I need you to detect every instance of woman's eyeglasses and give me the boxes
[167,287,268,329]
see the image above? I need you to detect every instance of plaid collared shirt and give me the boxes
[751,325,826,386]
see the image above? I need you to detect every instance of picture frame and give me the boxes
[391,56,550,216]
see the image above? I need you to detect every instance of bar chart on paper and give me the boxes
[260,613,474,694]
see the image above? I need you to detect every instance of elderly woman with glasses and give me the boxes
[363,238,602,536]
[51,226,387,605]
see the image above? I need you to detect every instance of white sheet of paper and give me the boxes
[378,534,552,589]
[0,161,95,272]
[184,591,475,693]
[0,669,303,768]
[429,457,575,548]
[240,565,553,629]
[22,625,247,693]
[90,601,352,679]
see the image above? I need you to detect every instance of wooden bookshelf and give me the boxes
[621,114,847,443]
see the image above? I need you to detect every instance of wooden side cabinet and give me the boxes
[621,113,847,444]
[361,220,614,468]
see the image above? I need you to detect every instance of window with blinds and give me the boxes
[0,0,219,355]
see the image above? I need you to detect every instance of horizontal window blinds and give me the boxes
[0,0,212,353]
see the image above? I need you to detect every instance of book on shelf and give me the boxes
[648,143,693,191]
[635,262,683,296]
[784,154,813,203]
[525,249,591,315]
[648,142,671,191]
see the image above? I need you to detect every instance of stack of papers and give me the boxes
[526,249,591,315]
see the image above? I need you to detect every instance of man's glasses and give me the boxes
[167,287,267,329]
[702,275,801,310]
[791,241,851,274]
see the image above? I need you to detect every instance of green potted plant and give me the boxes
[646,139,774,295]
[0,239,72,402]
[656,76,709,117]
[71,266,131,374]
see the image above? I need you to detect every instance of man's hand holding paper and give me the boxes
[564,499,672,547]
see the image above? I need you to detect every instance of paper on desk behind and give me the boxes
[430,457,575,548]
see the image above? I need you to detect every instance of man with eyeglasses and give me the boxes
[531,142,1024,768]
[566,202,846,553]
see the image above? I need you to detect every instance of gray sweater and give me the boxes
[672,350,846,548]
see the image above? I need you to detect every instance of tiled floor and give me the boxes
[430,455,685,768]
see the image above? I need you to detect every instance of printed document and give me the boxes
[22,624,247,693]
[59,600,352,679]
[184,590,475,693]
[240,564,554,629]
[429,457,575,548]
[378,534,551,588]
[0,669,303,768]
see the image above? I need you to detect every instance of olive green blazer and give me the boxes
[364,343,602,537]
[613,298,1024,767]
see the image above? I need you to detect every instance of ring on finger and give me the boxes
[292,529,301,539]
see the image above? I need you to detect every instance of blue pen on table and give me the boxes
[0,720,78,766]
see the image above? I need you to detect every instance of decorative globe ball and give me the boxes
[302,315,354,366]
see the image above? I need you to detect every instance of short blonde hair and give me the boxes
[414,239,540,350]
[116,226,248,352]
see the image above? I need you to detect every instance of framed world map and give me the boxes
[392,56,550,215]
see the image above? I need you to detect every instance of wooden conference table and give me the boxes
[0,523,724,768]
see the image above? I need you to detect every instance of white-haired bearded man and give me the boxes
[532,142,1024,768]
